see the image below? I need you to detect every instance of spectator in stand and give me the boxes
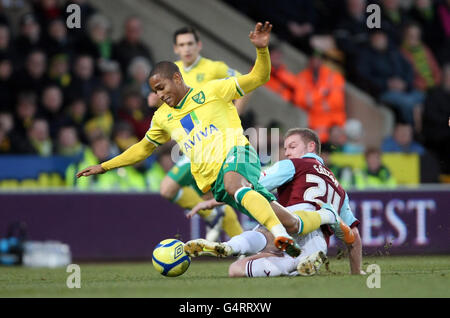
[325,125,347,152]
[48,53,71,90]
[55,125,84,157]
[334,0,370,80]
[400,22,441,92]
[257,0,316,53]
[310,35,346,72]
[265,44,296,103]
[409,0,446,60]
[380,0,412,44]
[145,143,175,193]
[382,122,425,155]
[292,52,346,142]
[126,56,152,98]
[321,142,356,189]
[12,50,49,99]
[421,63,450,173]
[84,87,114,140]
[357,29,424,127]
[65,134,146,191]
[68,54,98,102]
[32,0,63,31]
[99,60,123,115]
[0,24,15,65]
[343,118,365,154]
[0,119,10,153]
[64,97,88,143]
[38,85,65,138]
[113,16,154,74]
[77,13,113,62]
[112,121,138,153]
[65,135,116,190]
[0,111,14,153]
[13,92,38,140]
[0,53,14,111]
[43,18,74,60]
[118,88,153,139]
[0,111,13,136]
[325,123,365,154]
[354,147,397,189]
[14,13,45,66]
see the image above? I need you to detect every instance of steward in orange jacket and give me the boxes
[292,55,346,142]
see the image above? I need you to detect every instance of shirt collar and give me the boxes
[301,153,324,165]
[174,87,193,109]
[183,55,202,72]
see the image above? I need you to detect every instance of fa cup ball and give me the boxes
[152,239,191,277]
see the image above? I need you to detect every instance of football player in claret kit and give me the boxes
[185,128,362,277]
[76,22,352,257]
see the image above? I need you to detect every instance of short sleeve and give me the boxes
[259,160,296,192]
[145,116,170,147]
[339,193,359,227]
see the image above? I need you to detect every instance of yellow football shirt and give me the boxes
[175,57,241,86]
[145,77,249,192]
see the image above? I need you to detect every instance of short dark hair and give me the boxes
[149,61,181,80]
[173,26,200,44]
[284,128,321,155]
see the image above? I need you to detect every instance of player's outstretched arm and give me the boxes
[235,22,272,95]
[76,164,106,178]
[186,199,224,219]
[347,227,366,275]
[76,137,156,178]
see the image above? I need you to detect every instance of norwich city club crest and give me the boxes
[192,91,205,104]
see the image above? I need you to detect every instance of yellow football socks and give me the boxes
[239,189,288,237]
[293,210,322,235]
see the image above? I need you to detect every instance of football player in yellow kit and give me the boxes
[154,26,247,241]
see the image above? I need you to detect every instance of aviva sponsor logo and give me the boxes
[183,124,219,152]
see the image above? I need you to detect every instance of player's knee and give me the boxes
[223,172,251,198]
[228,260,247,278]
[160,185,175,200]
[160,178,179,200]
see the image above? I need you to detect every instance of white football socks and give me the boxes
[226,231,267,255]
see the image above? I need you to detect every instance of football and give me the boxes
[152,239,191,277]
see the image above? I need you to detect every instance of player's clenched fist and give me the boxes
[249,21,272,48]
[76,164,106,178]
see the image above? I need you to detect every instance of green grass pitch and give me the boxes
[0,255,448,298]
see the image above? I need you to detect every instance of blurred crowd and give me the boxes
[225,0,450,184]
[0,0,176,190]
